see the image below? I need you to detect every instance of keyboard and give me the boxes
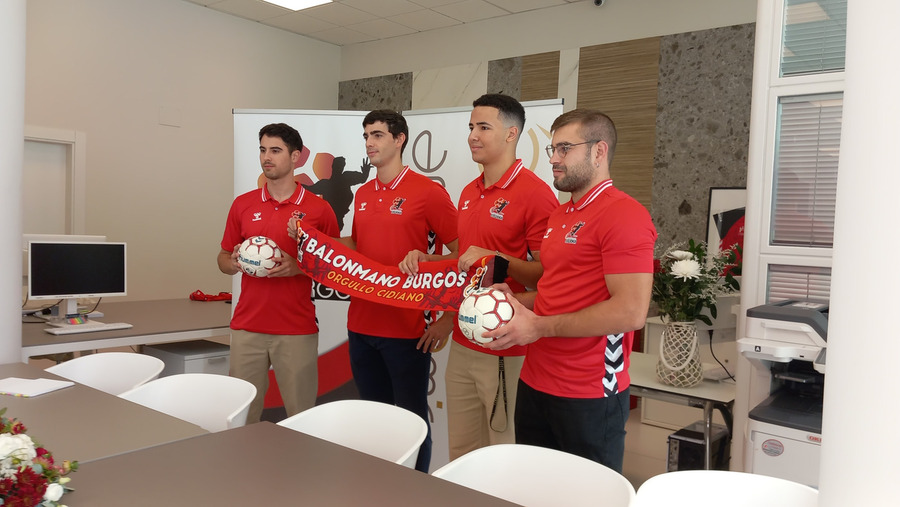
[44,322,133,335]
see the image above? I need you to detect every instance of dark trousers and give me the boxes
[514,379,630,473]
[348,330,432,473]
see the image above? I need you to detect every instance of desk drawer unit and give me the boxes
[143,339,230,377]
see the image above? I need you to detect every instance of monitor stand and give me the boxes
[46,298,94,327]
[50,298,81,319]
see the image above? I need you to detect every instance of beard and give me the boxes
[552,156,593,194]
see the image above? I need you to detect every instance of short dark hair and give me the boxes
[550,109,617,166]
[472,94,526,138]
[258,123,304,154]
[363,110,409,154]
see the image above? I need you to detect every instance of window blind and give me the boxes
[771,93,842,247]
[766,264,832,303]
[781,0,847,76]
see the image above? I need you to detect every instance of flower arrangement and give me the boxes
[0,408,77,507]
[652,239,740,326]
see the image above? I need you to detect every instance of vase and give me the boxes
[655,321,703,388]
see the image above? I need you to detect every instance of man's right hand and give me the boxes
[399,249,427,275]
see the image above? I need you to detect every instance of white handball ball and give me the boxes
[457,288,515,345]
[237,236,282,277]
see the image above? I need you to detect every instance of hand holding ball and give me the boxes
[237,236,281,277]
[457,288,515,345]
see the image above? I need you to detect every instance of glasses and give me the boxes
[545,140,600,158]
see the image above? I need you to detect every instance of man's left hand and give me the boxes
[266,254,302,278]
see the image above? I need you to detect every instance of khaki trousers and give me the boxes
[445,340,524,460]
[229,329,318,423]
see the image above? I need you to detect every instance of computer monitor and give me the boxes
[27,241,127,317]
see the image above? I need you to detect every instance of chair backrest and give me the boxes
[277,399,427,468]
[634,470,818,507]
[432,444,635,507]
[118,373,257,432]
[45,352,165,395]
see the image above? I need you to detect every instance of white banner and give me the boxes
[232,99,562,470]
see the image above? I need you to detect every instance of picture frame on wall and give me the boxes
[706,187,746,259]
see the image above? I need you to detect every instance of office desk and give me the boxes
[21,299,232,361]
[70,422,518,507]
[629,352,736,470]
[0,362,207,463]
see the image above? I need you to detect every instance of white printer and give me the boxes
[738,300,827,488]
[739,300,827,374]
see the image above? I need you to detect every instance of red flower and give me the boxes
[6,467,48,507]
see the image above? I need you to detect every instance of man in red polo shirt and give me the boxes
[345,110,458,473]
[483,109,657,473]
[400,94,558,460]
[218,123,339,424]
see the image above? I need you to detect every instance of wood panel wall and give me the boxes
[521,51,561,102]
[577,37,661,209]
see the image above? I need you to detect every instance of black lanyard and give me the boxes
[489,356,508,432]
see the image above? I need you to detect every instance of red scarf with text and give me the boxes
[294,220,506,312]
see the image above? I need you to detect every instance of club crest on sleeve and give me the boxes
[565,221,586,244]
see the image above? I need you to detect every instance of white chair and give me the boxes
[277,399,427,468]
[431,444,635,507]
[118,373,257,432]
[634,470,818,507]
[45,352,165,395]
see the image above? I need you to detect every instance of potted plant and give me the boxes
[651,240,739,387]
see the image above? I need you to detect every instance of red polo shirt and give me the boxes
[222,184,339,335]
[452,159,559,356]
[349,166,459,338]
[522,180,657,398]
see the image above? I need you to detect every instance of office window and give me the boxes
[781,0,847,76]
[771,92,842,248]
[766,264,831,303]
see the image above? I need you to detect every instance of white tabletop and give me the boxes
[629,352,736,404]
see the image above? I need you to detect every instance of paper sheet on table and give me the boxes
[0,377,75,397]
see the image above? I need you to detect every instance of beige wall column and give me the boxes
[0,0,25,363]
[819,2,900,504]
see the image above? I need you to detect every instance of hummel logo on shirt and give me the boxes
[252,212,262,222]
[359,202,368,212]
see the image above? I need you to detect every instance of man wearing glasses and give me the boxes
[482,109,657,473]
[400,94,558,461]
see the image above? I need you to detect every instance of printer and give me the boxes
[739,300,827,374]
[738,300,827,488]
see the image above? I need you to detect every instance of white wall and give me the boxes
[341,0,757,82]
[25,0,341,301]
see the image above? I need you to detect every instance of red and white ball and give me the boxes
[237,236,281,277]
[457,288,515,345]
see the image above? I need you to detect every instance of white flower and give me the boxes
[44,482,64,502]
[670,259,701,280]
[668,250,694,261]
[0,433,36,462]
